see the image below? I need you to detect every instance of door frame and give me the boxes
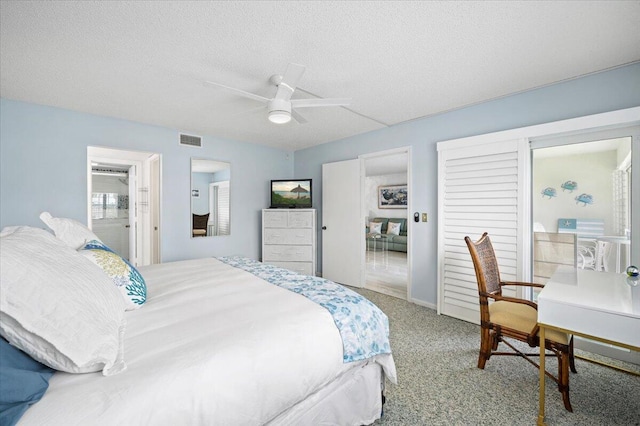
[87,146,161,266]
[359,146,413,301]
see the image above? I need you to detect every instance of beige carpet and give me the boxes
[352,287,640,426]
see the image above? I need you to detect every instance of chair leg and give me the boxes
[491,331,499,351]
[558,350,573,412]
[478,327,491,369]
[569,337,577,374]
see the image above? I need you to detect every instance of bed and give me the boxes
[0,223,396,426]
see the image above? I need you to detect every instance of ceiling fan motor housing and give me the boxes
[268,98,291,115]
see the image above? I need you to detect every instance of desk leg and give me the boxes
[538,325,546,426]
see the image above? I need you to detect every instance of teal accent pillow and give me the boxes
[79,240,147,310]
[0,337,55,426]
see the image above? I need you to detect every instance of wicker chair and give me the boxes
[464,232,576,412]
[192,213,209,237]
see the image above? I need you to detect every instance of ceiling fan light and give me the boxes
[268,110,291,124]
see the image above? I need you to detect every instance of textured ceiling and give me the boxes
[1,1,639,151]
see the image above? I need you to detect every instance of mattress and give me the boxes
[19,257,395,425]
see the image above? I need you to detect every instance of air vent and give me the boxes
[92,167,128,174]
[180,134,202,148]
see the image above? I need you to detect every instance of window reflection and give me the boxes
[92,192,129,219]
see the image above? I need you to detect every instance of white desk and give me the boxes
[536,267,640,425]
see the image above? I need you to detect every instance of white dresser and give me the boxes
[262,209,316,276]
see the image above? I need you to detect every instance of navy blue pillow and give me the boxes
[0,337,55,426]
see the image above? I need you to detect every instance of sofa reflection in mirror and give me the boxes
[191,159,230,237]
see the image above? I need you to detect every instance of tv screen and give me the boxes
[271,179,312,208]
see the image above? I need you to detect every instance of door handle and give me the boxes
[125,225,131,228]
[322,226,327,230]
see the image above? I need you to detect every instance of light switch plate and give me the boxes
[422,213,428,222]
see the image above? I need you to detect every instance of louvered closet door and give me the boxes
[438,139,528,324]
[217,183,230,235]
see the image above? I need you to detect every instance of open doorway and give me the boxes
[362,149,410,300]
[88,146,161,266]
[90,163,134,260]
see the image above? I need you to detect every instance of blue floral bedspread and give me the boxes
[217,256,392,363]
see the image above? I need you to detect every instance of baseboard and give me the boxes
[409,297,436,311]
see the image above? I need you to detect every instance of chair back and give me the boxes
[465,233,502,326]
[193,213,209,230]
[464,232,502,297]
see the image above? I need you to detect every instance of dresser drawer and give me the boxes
[288,211,314,228]
[264,228,313,245]
[263,245,313,262]
[268,261,313,276]
[263,211,289,227]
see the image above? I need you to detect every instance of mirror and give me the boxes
[191,158,231,237]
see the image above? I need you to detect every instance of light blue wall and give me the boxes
[294,62,640,306]
[2,63,639,304]
[191,172,212,215]
[0,99,293,261]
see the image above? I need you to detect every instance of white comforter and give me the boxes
[20,258,392,425]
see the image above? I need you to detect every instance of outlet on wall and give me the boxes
[422,213,428,222]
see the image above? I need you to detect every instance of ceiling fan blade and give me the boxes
[274,63,306,101]
[291,98,351,108]
[291,109,308,124]
[204,81,270,103]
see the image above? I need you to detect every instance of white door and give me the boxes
[322,159,363,287]
[127,165,138,266]
[149,155,161,264]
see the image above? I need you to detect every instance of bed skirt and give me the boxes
[268,360,384,426]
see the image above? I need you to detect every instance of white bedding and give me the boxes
[19,258,394,425]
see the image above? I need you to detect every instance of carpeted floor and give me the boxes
[352,288,640,426]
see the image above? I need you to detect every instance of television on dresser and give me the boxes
[270,179,312,208]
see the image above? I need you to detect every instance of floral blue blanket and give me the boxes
[217,256,392,363]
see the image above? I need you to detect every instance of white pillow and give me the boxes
[369,222,382,234]
[0,226,126,376]
[387,222,402,236]
[39,211,102,250]
[0,226,20,237]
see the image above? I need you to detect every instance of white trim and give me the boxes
[359,158,366,287]
[619,151,632,171]
[147,154,162,264]
[518,139,532,285]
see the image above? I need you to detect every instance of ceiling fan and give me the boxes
[204,63,350,124]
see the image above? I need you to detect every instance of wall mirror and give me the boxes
[191,158,231,237]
